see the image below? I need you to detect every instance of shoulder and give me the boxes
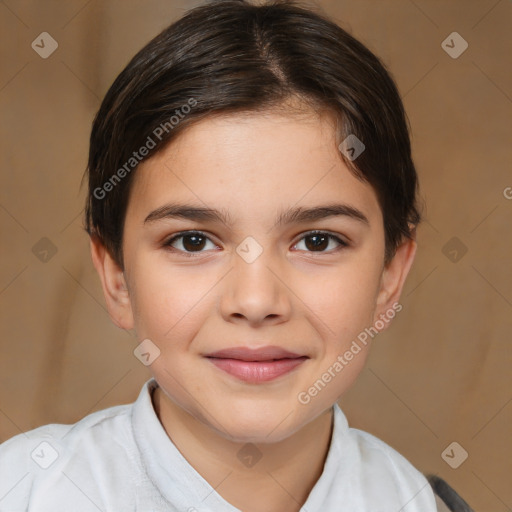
[0,402,137,510]
[331,405,437,510]
[0,401,133,460]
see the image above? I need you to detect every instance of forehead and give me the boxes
[127,111,382,227]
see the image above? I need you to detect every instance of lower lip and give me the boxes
[207,357,308,383]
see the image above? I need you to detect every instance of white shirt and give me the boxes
[0,379,437,511]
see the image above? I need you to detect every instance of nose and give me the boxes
[219,246,292,327]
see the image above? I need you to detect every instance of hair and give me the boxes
[84,0,422,269]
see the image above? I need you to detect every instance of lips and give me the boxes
[205,345,308,383]
[206,346,305,361]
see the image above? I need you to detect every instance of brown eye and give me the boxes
[182,234,207,251]
[164,231,217,254]
[304,233,329,251]
[293,231,347,253]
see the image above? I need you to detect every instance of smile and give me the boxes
[205,346,309,383]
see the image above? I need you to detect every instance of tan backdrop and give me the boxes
[1,1,511,510]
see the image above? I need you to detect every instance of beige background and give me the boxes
[1,1,511,510]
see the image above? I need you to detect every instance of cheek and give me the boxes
[302,259,382,346]
[128,256,216,340]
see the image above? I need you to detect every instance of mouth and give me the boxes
[205,346,309,383]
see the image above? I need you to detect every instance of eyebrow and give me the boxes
[143,202,370,228]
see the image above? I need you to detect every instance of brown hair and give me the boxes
[84,0,421,268]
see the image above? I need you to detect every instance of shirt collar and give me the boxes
[131,378,349,510]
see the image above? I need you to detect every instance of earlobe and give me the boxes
[374,235,417,326]
[90,236,134,330]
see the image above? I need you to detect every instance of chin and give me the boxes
[209,404,306,444]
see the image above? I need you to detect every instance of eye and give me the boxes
[292,231,348,253]
[163,231,218,255]
[163,230,348,257]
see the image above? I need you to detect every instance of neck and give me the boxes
[152,386,334,512]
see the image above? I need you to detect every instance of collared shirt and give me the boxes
[0,379,437,511]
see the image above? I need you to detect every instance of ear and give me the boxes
[90,236,134,330]
[373,231,417,330]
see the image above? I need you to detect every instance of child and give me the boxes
[0,1,440,510]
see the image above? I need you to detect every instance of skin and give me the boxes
[91,107,417,512]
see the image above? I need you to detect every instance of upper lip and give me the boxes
[205,345,307,361]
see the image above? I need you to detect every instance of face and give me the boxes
[93,109,416,444]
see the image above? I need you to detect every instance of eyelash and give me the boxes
[162,230,349,257]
